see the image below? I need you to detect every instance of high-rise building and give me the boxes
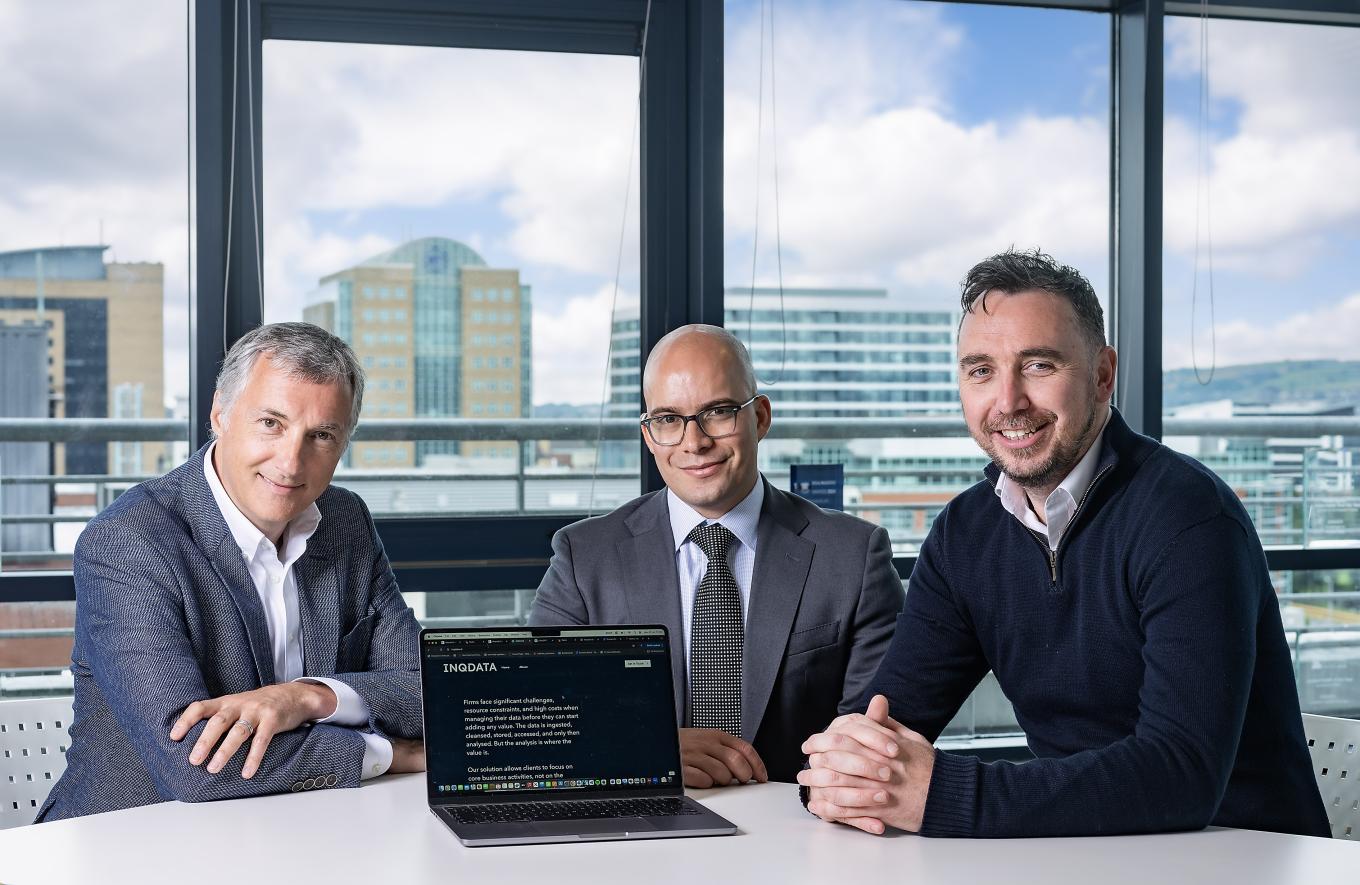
[305,237,532,468]
[0,245,165,476]
[607,287,958,418]
[605,287,974,550]
[0,322,53,554]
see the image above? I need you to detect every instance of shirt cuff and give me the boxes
[295,677,370,727]
[359,731,393,781]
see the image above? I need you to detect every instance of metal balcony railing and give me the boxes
[2,416,1358,560]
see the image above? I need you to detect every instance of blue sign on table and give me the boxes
[790,463,844,511]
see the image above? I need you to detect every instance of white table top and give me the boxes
[0,775,1352,885]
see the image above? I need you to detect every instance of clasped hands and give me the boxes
[797,694,935,835]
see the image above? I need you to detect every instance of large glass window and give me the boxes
[0,0,190,694]
[1162,18,1360,550]
[262,41,642,522]
[720,0,1111,555]
[0,1,190,569]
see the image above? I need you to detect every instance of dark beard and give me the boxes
[983,401,1097,491]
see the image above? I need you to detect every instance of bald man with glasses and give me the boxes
[530,324,903,787]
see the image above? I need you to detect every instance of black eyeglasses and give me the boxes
[640,395,761,446]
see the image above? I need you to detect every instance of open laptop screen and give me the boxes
[420,626,682,803]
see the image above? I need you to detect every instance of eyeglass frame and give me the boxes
[639,394,764,446]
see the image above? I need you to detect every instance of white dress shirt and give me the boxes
[203,443,391,779]
[667,479,764,667]
[995,409,1112,551]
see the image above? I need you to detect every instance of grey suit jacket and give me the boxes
[529,478,904,782]
[38,445,422,821]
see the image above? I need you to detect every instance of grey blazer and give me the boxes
[529,478,904,782]
[38,446,422,821]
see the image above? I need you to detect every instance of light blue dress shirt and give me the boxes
[666,478,764,667]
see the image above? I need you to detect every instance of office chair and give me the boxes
[0,695,74,829]
[1302,712,1360,840]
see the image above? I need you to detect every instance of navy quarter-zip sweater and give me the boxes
[870,409,1329,837]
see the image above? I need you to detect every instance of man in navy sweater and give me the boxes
[799,249,1329,838]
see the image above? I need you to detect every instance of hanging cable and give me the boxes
[222,0,240,354]
[588,0,652,517]
[1190,0,1217,385]
[767,0,787,383]
[746,0,787,385]
[245,0,264,316]
[746,0,766,355]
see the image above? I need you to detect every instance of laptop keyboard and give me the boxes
[449,797,701,825]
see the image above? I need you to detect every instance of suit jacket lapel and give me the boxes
[743,482,813,742]
[294,545,341,677]
[180,445,277,686]
[620,492,688,726]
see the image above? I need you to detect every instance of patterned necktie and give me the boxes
[687,522,743,736]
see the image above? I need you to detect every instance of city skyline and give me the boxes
[2,2,1357,413]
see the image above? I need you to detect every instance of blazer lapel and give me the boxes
[294,547,341,677]
[620,493,688,726]
[743,482,813,742]
[181,445,277,686]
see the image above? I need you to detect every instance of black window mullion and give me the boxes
[1111,0,1163,439]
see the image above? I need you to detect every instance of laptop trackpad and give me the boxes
[536,818,658,837]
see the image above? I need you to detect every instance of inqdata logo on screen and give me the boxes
[443,662,499,672]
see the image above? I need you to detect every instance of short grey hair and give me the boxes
[643,324,758,402]
[214,322,366,437]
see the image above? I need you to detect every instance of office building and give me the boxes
[607,287,957,419]
[1166,399,1360,548]
[0,322,53,554]
[0,246,165,476]
[305,237,532,468]
[606,288,975,547]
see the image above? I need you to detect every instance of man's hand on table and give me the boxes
[170,682,337,779]
[680,728,769,788]
[798,694,935,834]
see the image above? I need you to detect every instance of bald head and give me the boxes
[640,324,770,519]
[642,324,757,408]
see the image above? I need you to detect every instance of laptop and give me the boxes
[419,624,739,846]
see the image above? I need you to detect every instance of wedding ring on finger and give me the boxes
[233,718,255,736]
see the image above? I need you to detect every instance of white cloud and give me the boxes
[261,219,396,324]
[530,285,637,406]
[0,1,190,410]
[723,2,1109,296]
[13,1,1356,418]
[1163,18,1360,274]
[261,41,640,298]
[1164,291,1360,370]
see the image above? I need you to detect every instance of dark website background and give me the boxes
[423,633,680,799]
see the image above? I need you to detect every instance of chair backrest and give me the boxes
[1302,712,1360,840]
[0,695,74,829]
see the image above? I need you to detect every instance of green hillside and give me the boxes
[1163,360,1360,409]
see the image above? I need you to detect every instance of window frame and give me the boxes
[3,0,1357,603]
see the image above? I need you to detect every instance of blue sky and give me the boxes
[4,1,1356,409]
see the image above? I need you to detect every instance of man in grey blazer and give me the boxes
[39,323,424,821]
[530,325,903,786]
